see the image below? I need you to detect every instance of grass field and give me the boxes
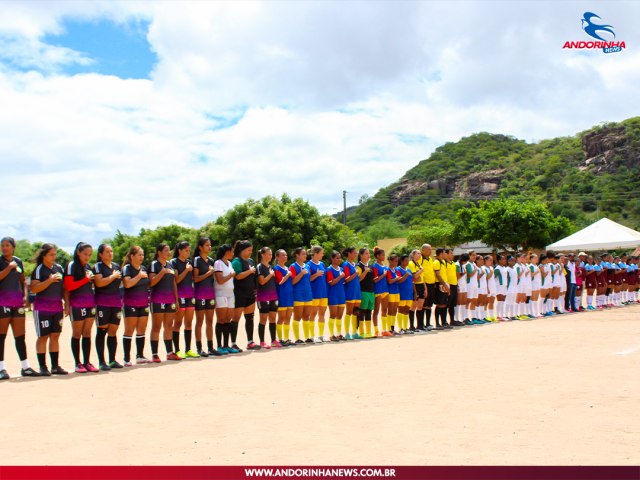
[1,305,639,465]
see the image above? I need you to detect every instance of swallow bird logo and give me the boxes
[581,12,615,41]
[563,12,625,54]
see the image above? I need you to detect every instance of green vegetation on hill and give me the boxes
[347,117,640,238]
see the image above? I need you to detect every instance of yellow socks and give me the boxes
[276,323,283,340]
[292,320,301,340]
[336,317,342,336]
[284,323,291,340]
[328,318,335,336]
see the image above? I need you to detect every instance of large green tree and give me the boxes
[199,194,361,260]
[456,198,573,250]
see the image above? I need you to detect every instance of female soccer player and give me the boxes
[64,242,97,373]
[149,243,180,362]
[214,244,236,354]
[274,249,294,346]
[529,254,541,318]
[396,254,414,333]
[0,237,38,378]
[465,251,479,323]
[538,254,551,316]
[584,256,597,310]
[372,247,389,336]
[484,255,496,321]
[493,254,507,321]
[408,249,425,331]
[505,255,518,320]
[232,240,258,351]
[386,253,400,335]
[122,245,150,366]
[193,238,216,356]
[341,247,361,340]
[31,243,68,375]
[171,241,198,358]
[326,251,346,342]
[456,253,469,324]
[290,247,313,344]
[357,248,374,338]
[93,243,123,370]
[256,247,281,349]
[308,246,328,343]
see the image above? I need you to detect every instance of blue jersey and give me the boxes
[396,266,413,301]
[308,261,328,299]
[274,264,293,308]
[290,262,312,302]
[342,261,361,301]
[326,265,346,306]
[387,267,400,295]
[372,262,389,295]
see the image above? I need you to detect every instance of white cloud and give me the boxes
[0,1,639,250]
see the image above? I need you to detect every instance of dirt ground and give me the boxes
[1,305,639,465]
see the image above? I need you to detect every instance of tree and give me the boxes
[406,219,458,248]
[456,198,573,251]
[363,218,407,245]
[199,195,362,261]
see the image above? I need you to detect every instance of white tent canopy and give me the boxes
[546,218,640,251]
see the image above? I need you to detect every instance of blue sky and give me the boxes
[0,1,638,251]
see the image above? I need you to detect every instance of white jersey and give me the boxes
[494,265,508,295]
[506,266,518,294]
[456,262,467,293]
[478,265,488,294]
[214,259,235,296]
[530,263,541,290]
[486,266,496,296]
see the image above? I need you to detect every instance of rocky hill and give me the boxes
[346,117,640,232]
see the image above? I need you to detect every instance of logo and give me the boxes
[18,307,25,314]
[144,307,150,313]
[563,12,625,54]
[91,308,97,315]
[116,311,122,319]
[209,299,215,306]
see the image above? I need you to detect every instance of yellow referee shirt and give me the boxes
[419,256,435,284]
[433,258,448,284]
[446,261,458,286]
[408,260,423,284]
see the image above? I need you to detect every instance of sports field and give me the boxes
[2,306,639,465]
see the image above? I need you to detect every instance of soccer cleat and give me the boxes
[99,362,111,372]
[330,335,339,342]
[21,367,41,377]
[185,350,201,358]
[197,349,209,358]
[167,352,182,361]
[109,361,124,369]
[208,348,223,357]
[382,331,393,337]
[217,347,229,355]
[247,341,261,351]
[313,337,323,344]
[271,340,283,348]
[228,346,241,354]
[260,341,271,349]
[294,339,305,345]
[231,344,244,353]
[345,334,353,340]
[75,363,88,373]
[39,366,52,376]
[136,356,151,364]
[0,369,9,380]
[152,354,162,363]
[51,366,68,375]
[176,351,187,359]
[85,363,99,373]
[123,360,133,367]
[305,338,314,344]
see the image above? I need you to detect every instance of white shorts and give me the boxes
[487,280,497,297]
[532,278,541,291]
[559,280,567,293]
[478,285,488,295]
[516,282,526,294]
[458,280,467,293]
[215,294,235,309]
[524,280,532,296]
[496,283,507,296]
[467,282,478,299]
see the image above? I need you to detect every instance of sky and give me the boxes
[0,1,638,251]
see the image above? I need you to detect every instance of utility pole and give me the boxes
[342,190,347,226]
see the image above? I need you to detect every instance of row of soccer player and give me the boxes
[0,237,638,378]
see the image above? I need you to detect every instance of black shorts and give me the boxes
[258,300,279,314]
[178,297,196,310]
[425,283,436,307]
[70,307,96,322]
[34,311,63,336]
[414,283,426,301]
[124,305,149,318]
[195,298,216,311]
[0,306,25,319]
[448,285,458,308]
[434,283,449,305]
[96,306,122,327]
[151,302,176,314]
[234,292,256,309]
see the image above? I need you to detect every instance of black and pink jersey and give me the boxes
[150,260,176,304]
[93,261,123,307]
[31,263,64,313]
[171,258,195,298]
[0,256,24,308]
[122,264,149,307]
[65,261,95,308]
[193,256,215,300]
